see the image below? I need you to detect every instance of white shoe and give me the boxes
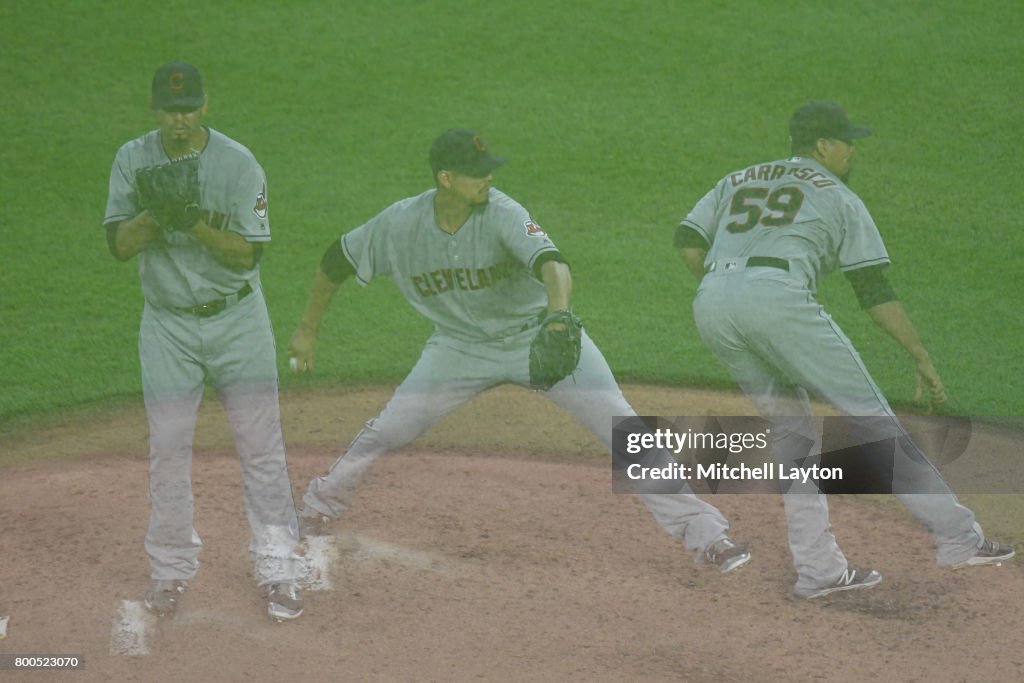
[703,537,751,573]
[267,582,304,621]
[800,568,882,599]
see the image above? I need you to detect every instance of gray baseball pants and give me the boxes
[304,327,730,554]
[692,267,982,594]
[139,288,302,586]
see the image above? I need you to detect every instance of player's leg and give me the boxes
[841,416,982,565]
[303,335,496,519]
[139,306,205,582]
[208,292,303,587]
[751,289,984,565]
[535,331,733,556]
[751,384,851,594]
[693,281,849,591]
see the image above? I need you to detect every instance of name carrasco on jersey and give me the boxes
[729,162,837,189]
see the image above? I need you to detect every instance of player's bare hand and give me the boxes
[913,359,947,414]
[288,324,318,374]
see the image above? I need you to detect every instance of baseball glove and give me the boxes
[528,310,583,391]
[135,153,201,231]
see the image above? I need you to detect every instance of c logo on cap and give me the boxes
[169,72,185,91]
[472,135,487,152]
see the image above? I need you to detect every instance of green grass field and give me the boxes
[2,0,1022,434]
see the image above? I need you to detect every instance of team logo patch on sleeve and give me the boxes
[524,219,546,237]
[253,182,268,219]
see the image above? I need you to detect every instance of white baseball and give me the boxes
[289,357,299,372]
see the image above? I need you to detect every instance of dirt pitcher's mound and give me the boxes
[0,385,1022,682]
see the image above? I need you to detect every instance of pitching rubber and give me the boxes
[109,600,155,655]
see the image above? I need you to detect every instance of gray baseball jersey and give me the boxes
[340,187,558,340]
[104,128,270,307]
[104,126,300,588]
[682,155,982,595]
[682,156,889,290]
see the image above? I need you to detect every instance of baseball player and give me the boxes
[675,101,1014,598]
[288,128,751,573]
[103,62,303,620]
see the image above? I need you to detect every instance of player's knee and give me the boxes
[355,416,428,452]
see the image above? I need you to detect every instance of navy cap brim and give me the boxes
[455,154,507,177]
[843,125,872,140]
[152,94,206,110]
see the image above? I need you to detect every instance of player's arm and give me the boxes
[104,150,162,261]
[105,213,162,261]
[538,255,572,313]
[287,238,354,373]
[190,222,259,271]
[867,300,947,410]
[193,162,268,271]
[845,265,947,409]
[675,224,709,280]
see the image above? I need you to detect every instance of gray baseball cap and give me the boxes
[151,61,205,110]
[429,129,507,177]
[790,101,872,146]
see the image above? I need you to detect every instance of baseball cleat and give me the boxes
[704,537,751,573]
[952,539,1016,569]
[267,582,304,621]
[144,579,187,617]
[801,568,882,599]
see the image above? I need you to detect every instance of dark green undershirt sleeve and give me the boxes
[320,238,355,284]
[532,250,568,280]
[674,224,709,250]
[844,264,898,309]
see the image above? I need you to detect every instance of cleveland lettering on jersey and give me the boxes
[412,260,519,298]
[729,162,837,189]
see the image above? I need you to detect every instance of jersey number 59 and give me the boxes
[726,186,805,233]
